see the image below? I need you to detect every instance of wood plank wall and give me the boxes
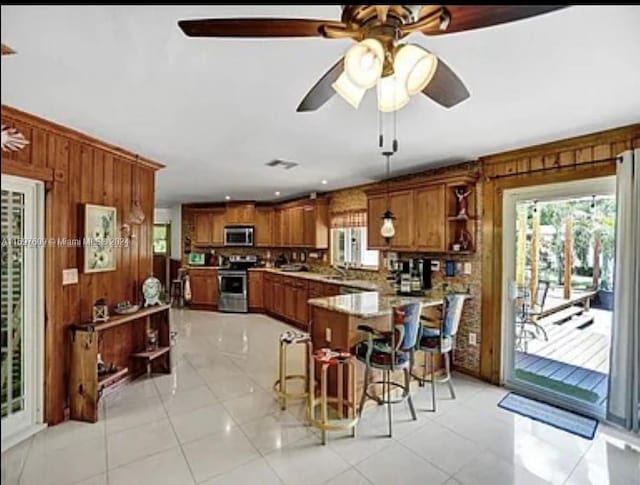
[479,123,640,384]
[1,105,164,424]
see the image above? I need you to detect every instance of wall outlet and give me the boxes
[469,332,477,346]
[463,262,472,275]
[62,268,78,285]
[325,327,332,342]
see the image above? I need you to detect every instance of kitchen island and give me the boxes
[308,291,444,408]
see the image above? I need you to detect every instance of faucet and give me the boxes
[332,263,349,279]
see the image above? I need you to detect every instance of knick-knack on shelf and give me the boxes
[455,187,472,218]
[92,298,109,322]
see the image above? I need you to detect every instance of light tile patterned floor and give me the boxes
[2,309,639,485]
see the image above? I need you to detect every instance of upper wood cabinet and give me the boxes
[414,185,446,252]
[275,200,328,249]
[254,208,273,247]
[225,203,255,224]
[388,190,414,250]
[365,174,478,253]
[193,212,212,245]
[367,194,388,250]
[366,191,413,250]
[192,210,224,246]
[184,197,329,252]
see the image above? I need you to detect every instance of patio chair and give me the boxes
[515,281,549,352]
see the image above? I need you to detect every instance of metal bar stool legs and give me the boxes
[273,331,311,411]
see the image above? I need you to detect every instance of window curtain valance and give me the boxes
[331,210,367,228]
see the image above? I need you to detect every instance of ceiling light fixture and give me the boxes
[274,191,281,196]
[333,42,439,112]
[332,72,366,109]
[344,38,385,89]
[225,195,231,200]
[321,180,328,185]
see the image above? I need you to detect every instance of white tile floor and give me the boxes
[2,309,639,485]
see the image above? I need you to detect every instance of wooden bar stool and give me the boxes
[170,278,184,308]
[309,348,358,445]
[273,330,312,411]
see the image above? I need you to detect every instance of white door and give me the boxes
[1,175,44,449]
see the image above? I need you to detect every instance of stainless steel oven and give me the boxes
[218,270,248,313]
[224,226,254,247]
[217,255,258,313]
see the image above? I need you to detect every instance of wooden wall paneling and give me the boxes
[479,123,640,384]
[1,106,163,424]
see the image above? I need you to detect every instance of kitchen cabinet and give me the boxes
[365,174,478,253]
[273,275,285,318]
[193,212,212,245]
[248,271,264,310]
[255,208,273,247]
[225,203,255,224]
[367,194,388,250]
[302,202,329,249]
[192,210,224,246]
[414,185,446,252]
[188,268,218,308]
[366,191,413,250]
[388,190,414,250]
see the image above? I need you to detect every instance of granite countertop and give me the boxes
[249,268,380,291]
[308,291,444,318]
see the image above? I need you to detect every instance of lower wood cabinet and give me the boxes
[188,269,218,309]
[259,273,341,330]
[248,271,264,310]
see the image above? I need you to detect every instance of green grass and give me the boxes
[515,369,600,403]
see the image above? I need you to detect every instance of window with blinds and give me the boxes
[330,210,379,269]
[1,189,25,419]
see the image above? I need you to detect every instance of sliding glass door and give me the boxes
[1,175,44,448]
[501,176,617,418]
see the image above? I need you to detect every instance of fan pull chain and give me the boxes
[393,108,398,153]
[378,109,383,148]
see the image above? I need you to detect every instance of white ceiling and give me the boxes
[2,5,639,206]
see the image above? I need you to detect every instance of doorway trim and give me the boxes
[501,176,615,418]
[1,175,46,452]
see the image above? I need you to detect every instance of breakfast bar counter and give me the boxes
[307,291,444,405]
[308,291,443,319]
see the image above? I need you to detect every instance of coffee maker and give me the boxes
[394,258,432,295]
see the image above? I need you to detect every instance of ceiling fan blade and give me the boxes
[296,58,344,112]
[424,5,567,35]
[422,57,470,108]
[178,18,346,38]
[1,43,16,56]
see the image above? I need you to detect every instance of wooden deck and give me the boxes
[514,305,611,410]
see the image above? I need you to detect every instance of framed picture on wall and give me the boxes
[83,203,117,273]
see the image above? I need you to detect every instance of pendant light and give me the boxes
[380,151,396,242]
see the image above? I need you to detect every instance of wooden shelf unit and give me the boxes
[69,304,172,423]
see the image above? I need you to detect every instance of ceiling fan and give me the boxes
[178,5,566,112]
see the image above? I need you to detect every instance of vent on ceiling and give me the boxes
[266,159,299,170]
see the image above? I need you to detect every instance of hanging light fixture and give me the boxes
[380,151,396,241]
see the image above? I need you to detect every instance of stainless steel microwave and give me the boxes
[223,226,254,247]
